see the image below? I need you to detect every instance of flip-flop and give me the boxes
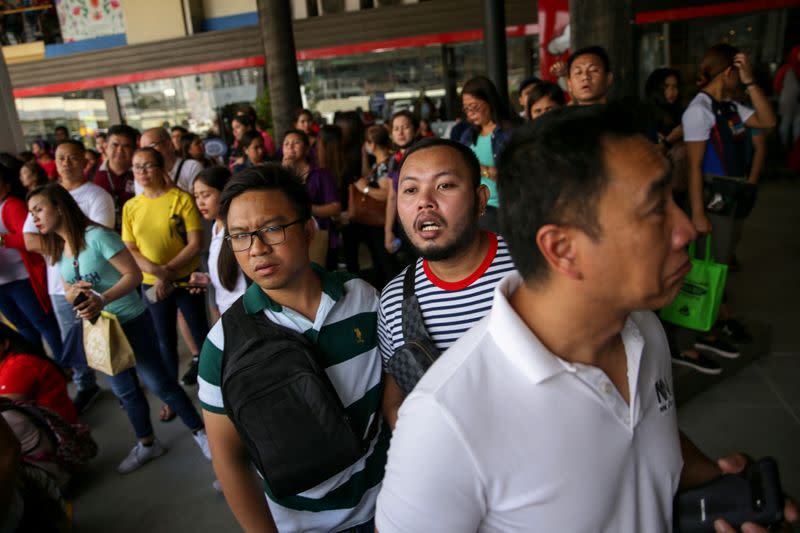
[159,405,176,422]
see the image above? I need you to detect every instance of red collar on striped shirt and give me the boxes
[422,231,498,291]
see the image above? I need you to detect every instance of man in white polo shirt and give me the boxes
[23,140,115,412]
[376,106,797,532]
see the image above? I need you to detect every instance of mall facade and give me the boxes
[1,0,796,148]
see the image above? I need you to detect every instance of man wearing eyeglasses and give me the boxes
[139,128,203,195]
[198,164,386,533]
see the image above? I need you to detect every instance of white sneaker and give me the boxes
[193,429,212,460]
[117,439,166,474]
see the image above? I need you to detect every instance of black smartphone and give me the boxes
[72,291,99,325]
[674,457,784,532]
[72,291,89,308]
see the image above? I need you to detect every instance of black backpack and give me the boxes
[220,297,372,498]
[386,265,441,394]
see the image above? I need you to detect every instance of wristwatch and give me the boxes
[363,186,370,195]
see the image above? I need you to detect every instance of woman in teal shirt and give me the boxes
[26,183,211,475]
[458,76,520,234]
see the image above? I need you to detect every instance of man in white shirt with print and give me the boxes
[376,105,798,532]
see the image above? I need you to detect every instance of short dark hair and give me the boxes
[567,45,612,73]
[54,125,69,135]
[282,129,310,147]
[171,125,188,135]
[95,132,108,140]
[518,75,541,94]
[391,110,419,132]
[219,163,312,228]
[399,137,482,189]
[526,81,566,120]
[241,130,263,151]
[497,104,641,282]
[107,124,140,146]
[55,139,86,154]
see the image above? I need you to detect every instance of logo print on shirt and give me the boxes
[655,378,674,413]
[354,327,364,344]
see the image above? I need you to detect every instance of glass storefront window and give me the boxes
[637,8,790,99]
[15,89,108,149]
[298,35,536,121]
[116,67,265,135]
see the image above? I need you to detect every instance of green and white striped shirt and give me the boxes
[198,267,388,533]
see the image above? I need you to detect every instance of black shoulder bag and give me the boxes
[220,298,374,498]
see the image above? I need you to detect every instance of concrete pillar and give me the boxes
[257,0,303,142]
[569,0,636,100]
[0,53,25,153]
[482,0,509,101]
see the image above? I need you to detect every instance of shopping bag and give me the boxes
[82,311,136,376]
[659,238,728,332]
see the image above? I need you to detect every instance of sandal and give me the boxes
[159,404,176,422]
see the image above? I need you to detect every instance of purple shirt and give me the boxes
[306,165,338,230]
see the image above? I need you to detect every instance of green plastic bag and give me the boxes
[659,238,728,332]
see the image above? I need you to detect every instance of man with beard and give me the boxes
[378,138,516,429]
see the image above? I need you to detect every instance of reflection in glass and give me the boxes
[15,90,108,149]
[116,68,265,135]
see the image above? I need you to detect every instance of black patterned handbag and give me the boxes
[386,266,441,394]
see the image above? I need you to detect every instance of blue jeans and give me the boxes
[143,284,208,381]
[50,294,97,391]
[0,279,63,360]
[108,311,204,439]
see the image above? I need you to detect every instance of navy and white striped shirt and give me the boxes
[378,232,516,367]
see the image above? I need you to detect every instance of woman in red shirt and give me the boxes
[31,140,57,180]
[0,324,77,424]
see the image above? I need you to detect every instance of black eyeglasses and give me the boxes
[225,218,306,252]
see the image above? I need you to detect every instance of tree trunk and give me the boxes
[257,0,303,144]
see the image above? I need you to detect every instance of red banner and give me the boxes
[538,0,570,81]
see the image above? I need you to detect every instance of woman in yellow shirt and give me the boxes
[122,147,208,420]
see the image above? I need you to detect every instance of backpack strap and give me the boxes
[401,264,432,341]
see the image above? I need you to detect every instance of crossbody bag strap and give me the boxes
[174,158,186,186]
[401,264,432,341]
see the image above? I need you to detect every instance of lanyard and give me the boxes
[73,259,81,282]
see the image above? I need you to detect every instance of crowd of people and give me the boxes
[0,40,798,532]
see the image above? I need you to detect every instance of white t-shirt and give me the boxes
[0,199,28,284]
[24,182,115,295]
[376,272,683,533]
[133,157,203,196]
[207,221,246,314]
[682,92,754,142]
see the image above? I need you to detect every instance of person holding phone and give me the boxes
[121,148,208,415]
[189,167,247,322]
[26,183,211,474]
